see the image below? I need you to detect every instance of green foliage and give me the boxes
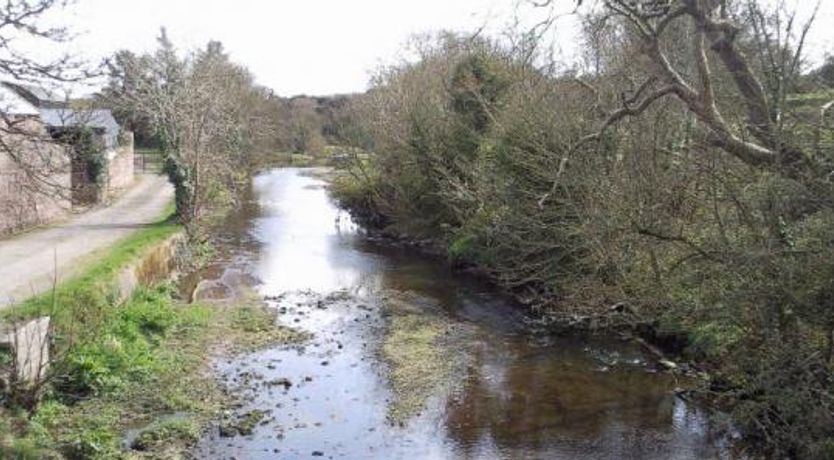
[232,306,273,333]
[334,27,834,459]
[2,284,222,458]
[0,346,12,369]
[130,417,199,451]
[448,232,477,261]
[334,34,593,304]
[4,210,179,324]
[329,168,387,228]
[105,32,271,230]
[687,322,744,360]
[76,128,108,188]
[450,53,509,134]
[163,154,196,223]
[0,195,307,458]
[54,286,179,399]
[1,412,56,459]
[60,416,119,460]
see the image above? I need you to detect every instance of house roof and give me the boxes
[38,108,119,133]
[1,81,62,108]
[39,108,120,147]
[0,85,40,116]
[1,81,122,148]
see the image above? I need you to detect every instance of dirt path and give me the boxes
[0,174,174,307]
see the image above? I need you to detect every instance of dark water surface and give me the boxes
[193,168,736,460]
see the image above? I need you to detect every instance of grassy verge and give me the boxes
[0,208,305,459]
[4,203,179,324]
[2,287,303,459]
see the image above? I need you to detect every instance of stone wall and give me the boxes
[106,131,134,197]
[1,231,183,387]
[0,118,71,236]
[0,125,134,235]
[114,232,185,303]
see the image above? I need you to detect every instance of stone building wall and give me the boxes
[0,118,71,236]
[106,131,134,197]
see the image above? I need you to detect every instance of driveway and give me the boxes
[0,174,174,307]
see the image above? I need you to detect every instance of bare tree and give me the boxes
[104,31,274,231]
[562,1,825,190]
[333,4,834,456]
[0,0,96,222]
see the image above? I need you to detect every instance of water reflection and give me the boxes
[195,168,736,459]
[443,342,725,459]
[252,170,382,294]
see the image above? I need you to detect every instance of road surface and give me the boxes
[0,174,174,307]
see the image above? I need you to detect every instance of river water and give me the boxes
[193,168,737,460]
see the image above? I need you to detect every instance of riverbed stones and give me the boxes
[266,377,292,390]
[218,409,271,437]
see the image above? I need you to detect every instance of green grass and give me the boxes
[5,292,304,459]
[1,286,219,459]
[290,153,315,166]
[0,205,186,458]
[0,201,308,458]
[130,417,200,452]
[1,283,214,459]
[380,291,470,424]
[0,193,310,458]
[3,204,179,325]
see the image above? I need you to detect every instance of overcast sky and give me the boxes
[38,0,834,97]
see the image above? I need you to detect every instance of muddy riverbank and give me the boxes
[191,168,740,459]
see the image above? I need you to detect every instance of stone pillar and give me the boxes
[0,317,51,385]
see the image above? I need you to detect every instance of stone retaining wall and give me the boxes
[114,232,185,303]
[1,231,185,386]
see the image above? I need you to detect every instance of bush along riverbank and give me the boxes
[0,212,305,459]
[328,31,834,459]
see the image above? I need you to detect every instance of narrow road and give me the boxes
[0,174,174,307]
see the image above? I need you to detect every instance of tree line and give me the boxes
[104,29,355,233]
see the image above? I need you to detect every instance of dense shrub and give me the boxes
[333,28,834,457]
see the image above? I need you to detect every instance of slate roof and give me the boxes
[0,84,40,116]
[1,81,62,108]
[0,81,121,149]
[39,108,120,148]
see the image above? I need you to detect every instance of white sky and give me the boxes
[29,0,834,97]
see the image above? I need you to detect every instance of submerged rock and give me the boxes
[192,279,233,302]
[266,377,293,390]
[219,409,270,437]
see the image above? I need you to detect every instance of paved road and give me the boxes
[0,174,174,307]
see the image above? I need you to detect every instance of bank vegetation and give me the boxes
[330,1,834,457]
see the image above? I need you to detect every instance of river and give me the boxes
[192,168,737,459]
